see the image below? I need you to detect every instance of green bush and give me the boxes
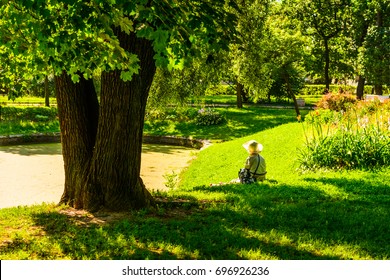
[299,100,390,171]
[299,85,389,96]
[205,84,235,96]
[299,128,390,170]
[195,107,225,126]
[0,106,58,121]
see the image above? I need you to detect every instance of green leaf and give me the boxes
[120,68,139,82]
[151,29,169,52]
[119,17,134,35]
[71,74,80,83]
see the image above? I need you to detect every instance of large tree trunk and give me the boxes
[356,76,365,100]
[55,30,156,212]
[55,71,99,208]
[83,29,156,211]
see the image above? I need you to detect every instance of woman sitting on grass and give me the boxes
[211,140,267,186]
[242,140,267,182]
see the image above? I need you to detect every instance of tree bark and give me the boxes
[55,31,157,211]
[324,38,331,93]
[356,76,365,100]
[374,84,383,96]
[283,73,300,117]
[82,29,156,211]
[44,76,50,107]
[55,71,99,208]
[236,81,243,109]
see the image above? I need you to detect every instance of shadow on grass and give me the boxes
[14,205,337,260]
[145,107,308,141]
[141,144,195,155]
[190,180,390,259]
[3,177,388,260]
[0,143,62,156]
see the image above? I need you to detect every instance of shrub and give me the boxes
[195,107,225,126]
[299,100,390,171]
[315,93,357,111]
[299,128,390,170]
[299,84,389,96]
[0,106,58,121]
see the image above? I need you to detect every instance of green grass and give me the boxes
[1,120,389,260]
[0,95,57,106]
[0,106,60,136]
[144,107,309,141]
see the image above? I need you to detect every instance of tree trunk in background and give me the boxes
[44,76,50,107]
[236,81,243,109]
[284,73,300,117]
[324,39,331,93]
[373,10,383,96]
[374,84,383,95]
[55,71,99,208]
[356,76,365,100]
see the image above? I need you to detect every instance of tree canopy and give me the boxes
[0,0,238,90]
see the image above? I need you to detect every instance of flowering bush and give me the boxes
[195,107,225,126]
[316,92,357,112]
[299,100,390,171]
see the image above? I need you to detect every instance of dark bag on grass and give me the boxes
[238,168,255,184]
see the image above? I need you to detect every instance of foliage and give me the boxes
[263,2,307,102]
[288,0,352,88]
[147,56,223,110]
[299,100,390,170]
[359,24,390,86]
[0,106,57,122]
[163,171,179,189]
[0,0,238,95]
[300,84,390,96]
[315,93,357,111]
[0,106,59,136]
[195,107,226,126]
[227,0,272,100]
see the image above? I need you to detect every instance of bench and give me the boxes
[365,95,389,102]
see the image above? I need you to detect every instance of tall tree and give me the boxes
[149,0,271,109]
[290,0,351,92]
[358,0,390,95]
[0,0,237,211]
[228,0,271,106]
[265,1,307,116]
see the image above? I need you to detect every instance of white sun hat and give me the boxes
[243,140,263,153]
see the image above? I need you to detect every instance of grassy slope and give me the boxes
[173,122,390,259]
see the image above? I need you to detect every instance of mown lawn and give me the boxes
[1,108,389,260]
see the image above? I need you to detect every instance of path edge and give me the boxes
[0,133,211,149]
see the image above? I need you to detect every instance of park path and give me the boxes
[0,143,194,209]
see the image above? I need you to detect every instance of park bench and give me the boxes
[365,94,389,102]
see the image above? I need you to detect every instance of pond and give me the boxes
[0,143,195,209]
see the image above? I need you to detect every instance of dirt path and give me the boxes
[0,143,195,209]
